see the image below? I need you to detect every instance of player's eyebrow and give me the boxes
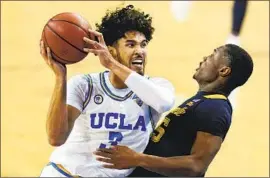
[214,48,217,53]
[125,39,148,44]
[126,39,135,42]
[125,39,136,43]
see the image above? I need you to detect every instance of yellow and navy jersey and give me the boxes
[129,91,232,177]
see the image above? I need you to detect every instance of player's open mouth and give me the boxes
[131,58,144,67]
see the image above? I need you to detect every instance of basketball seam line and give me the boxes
[51,19,98,43]
[51,19,89,35]
[52,51,71,64]
[46,24,88,55]
[43,31,72,64]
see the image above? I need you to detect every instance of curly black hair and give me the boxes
[96,5,155,46]
[224,44,253,91]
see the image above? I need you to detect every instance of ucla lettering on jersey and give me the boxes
[90,112,146,131]
[48,71,162,177]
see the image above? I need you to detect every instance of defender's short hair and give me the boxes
[224,44,254,89]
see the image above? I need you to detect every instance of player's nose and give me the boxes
[134,46,145,56]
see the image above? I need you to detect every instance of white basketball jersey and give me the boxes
[49,71,169,177]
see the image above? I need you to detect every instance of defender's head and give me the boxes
[96,5,155,75]
[193,44,253,94]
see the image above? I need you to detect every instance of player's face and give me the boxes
[114,31,148,75]
[193,47,229,83]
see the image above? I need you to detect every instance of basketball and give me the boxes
[41,12,94,64]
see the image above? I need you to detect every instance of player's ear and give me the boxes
[219,66,231,77]
[108,46,117,58]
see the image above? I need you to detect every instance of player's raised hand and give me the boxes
[40,40,66,77]
[83,29,117,69]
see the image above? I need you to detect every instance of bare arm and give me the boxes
[40,41,81,146]
[46,77,81,146]
[136,132,222,176]
[95,131,222,176]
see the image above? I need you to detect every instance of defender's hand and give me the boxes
[40,40,66,78]
[94,145,142,169]
[83,29,117,69]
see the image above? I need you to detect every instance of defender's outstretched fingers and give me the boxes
[88,29,105,45]
[96,157,114,164]
[94,150,113,158]
[103,164,116,169]
[97,148,115,154]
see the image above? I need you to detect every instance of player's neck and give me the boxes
[199,82,229,96]
[109,72,128,89]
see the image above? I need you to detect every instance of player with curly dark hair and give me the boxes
[39,5,175,177]
[96,5,154,46]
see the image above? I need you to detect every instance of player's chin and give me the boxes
[192,72,198,80]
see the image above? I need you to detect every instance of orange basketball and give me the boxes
[42,12,94,64]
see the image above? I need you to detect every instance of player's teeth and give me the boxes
[133,60,142,63]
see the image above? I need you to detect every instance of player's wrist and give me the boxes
[55,75,67,82]
[106,56,119,70]
[136,152,148,167]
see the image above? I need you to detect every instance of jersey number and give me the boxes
[151,117,171,143]
[99,131,123,148]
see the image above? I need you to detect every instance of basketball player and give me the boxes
[226,0,249,46]
[94,44,254,177]
[39,5,175,177]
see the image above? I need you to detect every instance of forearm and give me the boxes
[137,154,202,177]
[108,59,132,81]
[46,76,69,146]
[109,62,174,113]
[125,72,174,113]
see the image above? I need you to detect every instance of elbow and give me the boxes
[174,157,205,177]
[188,164,205,177]
[47,134,66,146]
[48,138,65,147]
[46,125,68,146]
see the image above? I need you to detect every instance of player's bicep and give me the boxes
[191,131,223,173]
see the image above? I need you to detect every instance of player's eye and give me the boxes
[126,43,135,48]
[141,42,148,48]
